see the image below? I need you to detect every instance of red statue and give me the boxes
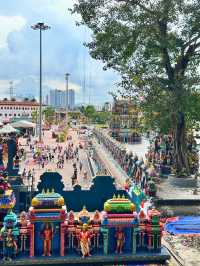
[115,227,125,254]
[78,224,92,258]
[40,223,53,256]
[92,210,101,224]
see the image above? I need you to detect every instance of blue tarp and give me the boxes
[165,216,200,235]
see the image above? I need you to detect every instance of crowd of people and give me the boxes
[20,130,89,189]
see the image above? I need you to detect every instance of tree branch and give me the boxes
[183,34,200,51]
[115,0,156,15]
[158,20,174,84]
[175,41,200,75]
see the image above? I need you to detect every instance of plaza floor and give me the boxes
[19,129,92,191]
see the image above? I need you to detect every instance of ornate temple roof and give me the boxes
[31,189,65,209]
[104,195,135,214]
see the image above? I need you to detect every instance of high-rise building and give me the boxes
[49,89,75,110]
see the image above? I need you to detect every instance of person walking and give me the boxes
[79,161,83,172]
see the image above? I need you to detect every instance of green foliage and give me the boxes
[84,105,96,118]
[32,110,37,123]
[93,111,111,124]
[43,107,55,124]
[82,105,111,124]
[72,0,200,128]
[72,0,200,174]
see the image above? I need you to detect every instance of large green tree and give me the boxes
[43,107,55,124]
[84,105,96,119]
[72,0,200,176]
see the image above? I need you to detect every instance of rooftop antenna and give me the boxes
[9,81,14,100]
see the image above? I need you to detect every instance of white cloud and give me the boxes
[0,1,118,104]
[44,79,80,92]
[0,79,20,97]
[0,15,26,49]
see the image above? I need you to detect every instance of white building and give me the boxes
[0,99,40,120]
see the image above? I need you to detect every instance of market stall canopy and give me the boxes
[11,120,36,129]
[0,124,18,134]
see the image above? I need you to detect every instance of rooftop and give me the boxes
[0,99,40,106]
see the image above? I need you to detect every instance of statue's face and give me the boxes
[6,219,14,228]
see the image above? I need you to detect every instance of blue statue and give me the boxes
[0,210,19,261]
[128,184,146,212]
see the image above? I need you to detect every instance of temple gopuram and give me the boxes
[109,99,141,143]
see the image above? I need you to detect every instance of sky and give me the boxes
[0,0,119,105]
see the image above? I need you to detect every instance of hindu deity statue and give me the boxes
[19,211,28,252]
[68,210,75,225]
[13,153,20,169]
[115,227,125,254]
[78,206,90,224]
[0,210,19,261]
[2,228,18,261]
[92,210,101,224]
[128,184,146,212]
[40,223,53,256]
[0,175,11,194]
[78,223,93,258]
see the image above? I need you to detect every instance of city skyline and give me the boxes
[0,0,119,104]
[49,88,75,110]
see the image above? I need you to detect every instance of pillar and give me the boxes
[147,233,153,251]
[29,224,34,257]
[133,227,140,254]
[132,229,137,254]
[60,223,65,256]
[101,227,109,255]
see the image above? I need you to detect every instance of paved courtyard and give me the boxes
[19,129,92,191]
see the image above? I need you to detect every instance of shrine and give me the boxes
[0,182,169,264]
[29,189,67,256]
[109,99,141,143]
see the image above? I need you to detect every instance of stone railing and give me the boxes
[93,128,157,197]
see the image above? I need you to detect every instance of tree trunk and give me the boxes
[173,111,190,177]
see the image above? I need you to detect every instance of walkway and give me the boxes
[92,138,129,189]
[19,129,92,190]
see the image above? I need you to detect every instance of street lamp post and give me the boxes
[31,22,50,142]
[65,73,70,126]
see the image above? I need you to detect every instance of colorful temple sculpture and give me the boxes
[128,184,146,212]
[29,189,67,257]
[0,187,164,262]
[0,133,19,177]
[101,196,162,254]
[109,99,141,143]
[101,195,137,255]
[0,174,15,226]
[0,210,19,261]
